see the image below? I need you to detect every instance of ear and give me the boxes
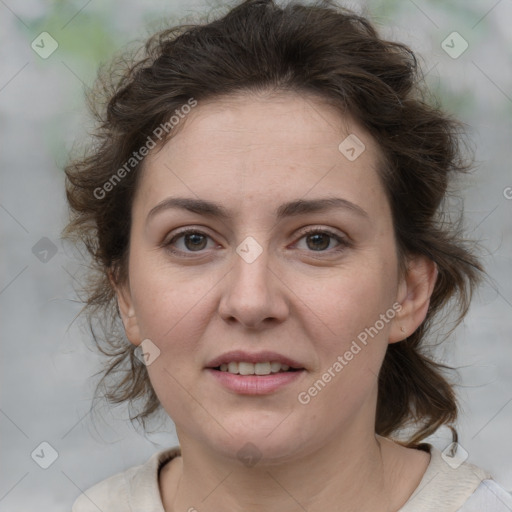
[388,255,438,343]
[109,270,142,347]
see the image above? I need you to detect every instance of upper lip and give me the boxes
[206,350,305,369]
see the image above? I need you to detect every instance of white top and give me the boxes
[71,443,512,511]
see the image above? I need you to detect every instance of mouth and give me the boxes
[204,351,306,394]
[205,350,306,394]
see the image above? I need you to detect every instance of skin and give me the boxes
[115,91,437,512]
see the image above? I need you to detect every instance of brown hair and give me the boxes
[63,0,482,446]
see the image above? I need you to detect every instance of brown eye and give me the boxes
[295,228,350,254]
[164,229,215,256]
[305,232,331,251]
[182,232,208,251]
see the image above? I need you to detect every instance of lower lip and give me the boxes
[205,368,305,394]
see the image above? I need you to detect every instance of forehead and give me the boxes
[152,91,374,162]
[134,91,389,222]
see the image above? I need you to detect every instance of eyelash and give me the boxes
[162,227,351,258]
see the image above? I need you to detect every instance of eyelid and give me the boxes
[295,225,350,242]
[162,226,213,244]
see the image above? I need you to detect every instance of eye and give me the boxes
[163,228,217,256]
[294,227,350,254]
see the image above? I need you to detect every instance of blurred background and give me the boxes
[1,0,511,510]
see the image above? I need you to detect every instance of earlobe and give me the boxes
[109,270,142,346]
[389,256,438,343]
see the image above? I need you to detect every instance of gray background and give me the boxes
[1,0,511,510]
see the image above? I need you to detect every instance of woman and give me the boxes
[65,0,512,510]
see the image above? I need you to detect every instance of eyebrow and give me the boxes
[146,196,369,224]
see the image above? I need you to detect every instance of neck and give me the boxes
[163,431,410,512]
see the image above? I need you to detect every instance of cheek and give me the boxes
[300,256,398,405]
[128,247,216,343]
[313,260,397,348]
[129,261,216,417]
[294,281,396,427]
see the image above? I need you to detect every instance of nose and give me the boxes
[217,242,289,330]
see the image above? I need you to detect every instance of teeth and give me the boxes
[239,362,254,375]
[270,361,282,372]
[217,361,294,375]
[255,362,271,375]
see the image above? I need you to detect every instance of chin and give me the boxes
[198,414,312,465]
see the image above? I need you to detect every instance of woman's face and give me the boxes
[117,92,417,462]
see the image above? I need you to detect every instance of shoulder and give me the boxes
[71,468,130,512]
[399,443,512,512]
[71,446,181,512]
